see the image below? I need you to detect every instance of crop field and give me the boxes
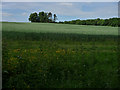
[2,22,120,88]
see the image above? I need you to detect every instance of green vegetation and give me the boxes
[2,22,118,35]
[29,11,57,23]
[60,18,120,27]
[28,11,119,27]
[29,11,120,27]
[2,22,120,88]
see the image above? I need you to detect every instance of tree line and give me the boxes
[29,11,119,27]
[59,18,120,27]
[29,11,57,23]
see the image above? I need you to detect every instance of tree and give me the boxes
[53,14,57,22]
[61,17,119,27]
[103,19,109,26]
[48,12,52,22]
[44,13,49,23]
[29,11,58,23]
[76,19,81,25]
[29,12,38,22]
[39,11,45,22]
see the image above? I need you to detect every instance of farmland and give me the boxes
[2,22,120,88]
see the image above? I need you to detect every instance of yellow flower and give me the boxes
[56,50,60,53]
[24,49,27,52]
[27,85,30,88]
[10,57,17,61]
[72,51,75,53]
[39,70,42,72]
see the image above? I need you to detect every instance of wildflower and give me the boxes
[10,57,17,61]
[39,70,42,72]
[13,49,18,53]
[56,50,60,53]
[62,49,65,53]
[24,49,27,52]
[72,51,75,53]
[13,49,20,52]
[27,85,30,88]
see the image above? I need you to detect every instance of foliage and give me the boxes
[28,10,119,27]
[28,12,39,22]
[60,18,120,27]
[29,11,57,23]
[2,22,120,88]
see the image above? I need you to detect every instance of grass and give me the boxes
[2,22,118,35]
[2,22,120,88]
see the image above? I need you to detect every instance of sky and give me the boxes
[2,2,118,22]
[1,0,120,2]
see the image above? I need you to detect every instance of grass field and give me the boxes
[2,22,120,88]
[2,22,118,35]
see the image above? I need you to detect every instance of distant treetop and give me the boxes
[61,17,120,27]
[29,11,57,23]
[29,11,119,27]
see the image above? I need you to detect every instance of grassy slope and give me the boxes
[2,22,120,88]
[2,22,118,35]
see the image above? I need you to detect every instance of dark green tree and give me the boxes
[48,12,52,22]
[39,11,45,22]
[62,17,119,27]
[44,13,49,23]
[29,12,38,22]
[53,14,57,22]
[29,11,57,23]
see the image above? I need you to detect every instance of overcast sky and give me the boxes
[2,2,118,22]
[1,0,120,2]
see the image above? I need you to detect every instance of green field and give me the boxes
[2,22,120,88]
[2,22,118,35]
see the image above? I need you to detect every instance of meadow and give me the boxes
[2,22,120,88]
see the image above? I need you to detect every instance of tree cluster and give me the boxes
[29,11,57,23]
[59,18,120,27]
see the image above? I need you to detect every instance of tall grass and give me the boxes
[2,22,118,35]
[2,22,120,88]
